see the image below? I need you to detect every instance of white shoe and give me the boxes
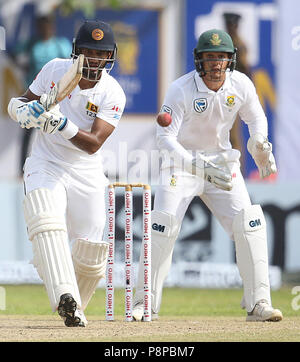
[132,303,144,321]
[246,300,283,322]
[132,303,158,321]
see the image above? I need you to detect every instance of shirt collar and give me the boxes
[79,69,108,96]
[194,71,232,93]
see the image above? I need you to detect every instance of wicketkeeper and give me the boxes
[133,29,282,322]
[7,20,126,327]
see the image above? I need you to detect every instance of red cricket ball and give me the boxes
[156,112,172,127]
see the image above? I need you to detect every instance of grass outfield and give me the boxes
[0,285,299,342]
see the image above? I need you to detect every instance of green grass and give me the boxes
[0,284,297,318]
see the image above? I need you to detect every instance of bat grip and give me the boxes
[40,85,58,111]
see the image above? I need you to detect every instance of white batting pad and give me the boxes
[23,188,81,312]
[72,239,109,310]
[134,210,181,314]
[233,204,271,312]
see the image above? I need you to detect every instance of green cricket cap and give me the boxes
[195,29,235,54]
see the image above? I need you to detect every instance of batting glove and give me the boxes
[16,100,46,129]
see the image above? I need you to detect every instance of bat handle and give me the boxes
[40,85,58,111]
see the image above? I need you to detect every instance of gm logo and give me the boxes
[249,219,261,228]
[152,223,165,232]
[0,26,5,50]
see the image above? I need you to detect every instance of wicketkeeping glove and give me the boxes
[247,133,277,178]
[192,153,233,191]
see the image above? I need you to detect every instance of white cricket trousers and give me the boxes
[134,160,253,312]
[156,164,251,239]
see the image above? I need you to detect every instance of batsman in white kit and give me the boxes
[133,29,282,322]
[7,20,126,327]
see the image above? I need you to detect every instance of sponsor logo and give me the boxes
[249,219,261,227]
[92,28,104,41]
[112,105,122,113]
[111,105,122,120]
[194,98,207,113]
[152,223,165,232]
[160,105,172,115]
[50,117,59,127]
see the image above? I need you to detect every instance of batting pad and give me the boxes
[233,204,271,312]
[72,239,109,310]
[134,210,181,314]
[23,188,82,312]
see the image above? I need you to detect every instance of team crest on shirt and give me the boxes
[194,98,207,113]
[226,96,235,107]
[170,175,177,187]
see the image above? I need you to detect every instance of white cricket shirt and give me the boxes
[29,58,126,169]
[157,70,268,164]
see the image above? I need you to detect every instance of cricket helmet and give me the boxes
[72,20,117,80]
[193,29,237,77]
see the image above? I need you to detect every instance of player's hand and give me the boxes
[25,101,67,135]
[247,133,277,178]
[16,100,45,129]
[40,105,68,135]
[204,160,233,191]
[40,90,58,111]
[192,154,233,191]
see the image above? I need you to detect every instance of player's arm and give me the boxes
[9,90,115,153]
[11,97,116,153]
[239,76,277,178]
[20,89,40,102]
[69,117,115,154]
[157,86,232,191]
[7,89,41,121]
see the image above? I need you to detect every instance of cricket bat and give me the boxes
[40,54,84,111]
